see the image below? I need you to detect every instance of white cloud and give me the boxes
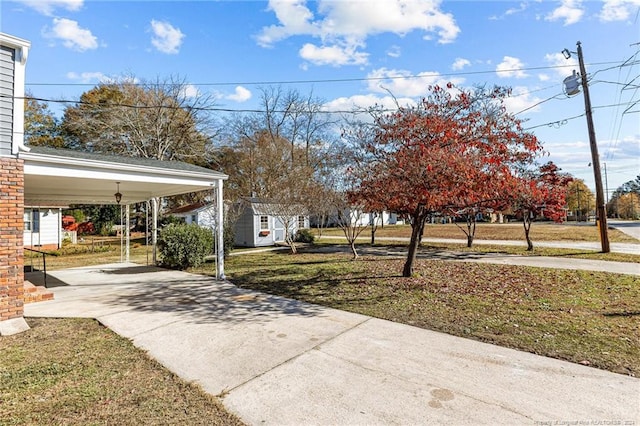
[599,0,640,22]
[180,84,200,98]
[300,42,368,66]
[451,57,470,71]
[44,18,98,51]
[17,0,82,16]
[257,0,460,66]
[366,67,464,97]
[489,2,528,20]
[502,86,543,115]
[150,20,184,54]
[386,45,401,58]
[226,86,252,103]
[538,74,551,82]
[545,0,584,25]
[544,52,578,78]
[66,72,138,84]
[603,134,640,161]
[66,71,107,83]
[323,94,416,114]
[496,56,528,79]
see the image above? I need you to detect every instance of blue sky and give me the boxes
[2,0,639,193]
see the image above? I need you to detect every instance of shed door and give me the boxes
[274,218,285,242]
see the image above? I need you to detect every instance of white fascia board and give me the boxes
[24,161,218,188]
[20,151,228,182]
[0,33,31,51]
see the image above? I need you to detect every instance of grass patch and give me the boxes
[25,245,154,271]
[0,318,243,426]
[316,223,638,243]
[211,250,640,377]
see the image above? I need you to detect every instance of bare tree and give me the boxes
[336,199,369,260]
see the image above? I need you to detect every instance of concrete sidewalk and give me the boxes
[309,245,640,276]
[25,263,639,425]
[324,235,640,255]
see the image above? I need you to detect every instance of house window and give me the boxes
[298,215,306,229]
[191,214,197,225]
[24,208,40,232]
[260,215,269,230]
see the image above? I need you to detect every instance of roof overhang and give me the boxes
[20,149,228,206]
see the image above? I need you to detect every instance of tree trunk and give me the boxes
[402,206,427,277]
[371,226,376,245]
[466,214,476,248]
[350,241,359,260]
[523,214,533,251]
[285,232,297,254]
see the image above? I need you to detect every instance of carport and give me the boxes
[20,146,228,279]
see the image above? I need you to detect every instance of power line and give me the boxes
[521,100,640,131]
[25,61,623,88]
[10,93,640,118]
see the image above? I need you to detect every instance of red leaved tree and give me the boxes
[509,162,572,250]
[349,85,542,277]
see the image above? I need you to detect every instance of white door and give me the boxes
[274,218,285,242]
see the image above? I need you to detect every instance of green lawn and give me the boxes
[0,318,244,426]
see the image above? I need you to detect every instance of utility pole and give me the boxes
[576,41,610,252]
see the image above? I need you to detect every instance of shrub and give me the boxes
[294,228,315,244]
[158,223,214,269]
[223,223,235,257]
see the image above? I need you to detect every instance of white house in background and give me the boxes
[234,197,308,248]
[24,207,62,249]
[168,202,217,229]
[313,209,404,228]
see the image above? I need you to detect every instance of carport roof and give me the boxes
[20,146,227,206]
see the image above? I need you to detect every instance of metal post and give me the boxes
[125,204,130,263]
[216,179,225,280]
[152,197,158,265]
[577,41,610,252]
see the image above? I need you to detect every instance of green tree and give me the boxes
[566,180,595,221]
[24,93,66,148]
[61,75,215,163]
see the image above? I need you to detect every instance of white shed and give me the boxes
[233,197,308,248]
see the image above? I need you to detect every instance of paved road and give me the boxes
[24,263,640,425]
[609,220,640,240]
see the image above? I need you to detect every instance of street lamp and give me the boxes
[562,41,610,252]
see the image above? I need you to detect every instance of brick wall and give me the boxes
[0,157,25,321]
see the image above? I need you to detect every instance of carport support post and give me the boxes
[216,178,225,280]
[152,197,158,265]
[125,204,130,263]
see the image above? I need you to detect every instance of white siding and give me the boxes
[24,209,61,248]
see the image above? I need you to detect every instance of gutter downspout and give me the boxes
[12,41,30,155]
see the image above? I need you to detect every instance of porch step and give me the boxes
[23,281,54,303]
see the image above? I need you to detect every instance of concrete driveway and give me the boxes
[25,263,639,425]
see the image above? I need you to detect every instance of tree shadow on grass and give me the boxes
[602,311,640,317]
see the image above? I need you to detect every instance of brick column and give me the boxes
[0,157,28,335]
